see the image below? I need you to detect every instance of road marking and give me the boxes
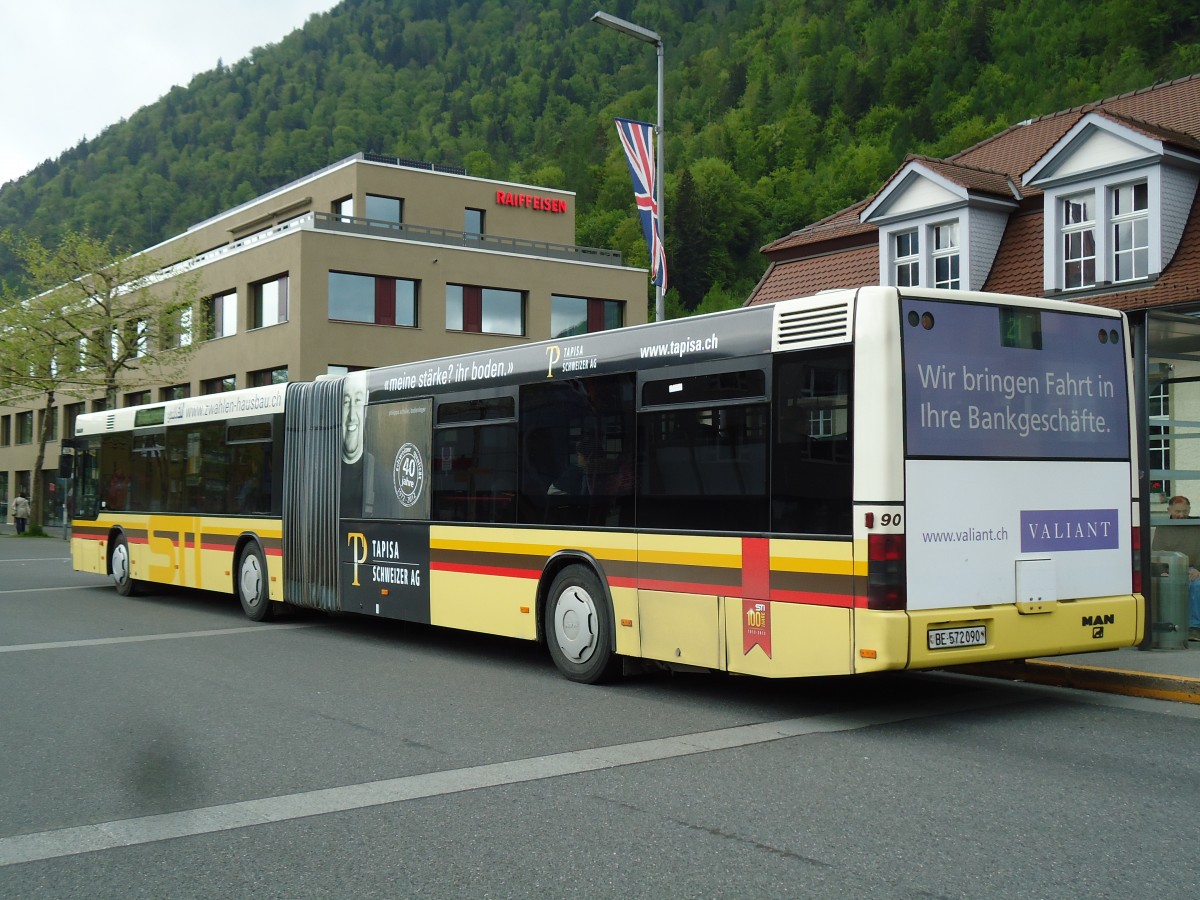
[0,585,104,595]
[0,624,315,653]
[0,693,1015,867]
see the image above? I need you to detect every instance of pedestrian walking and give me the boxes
[11,491,30,535]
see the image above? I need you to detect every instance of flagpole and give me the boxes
[591,11,665,322]
[654,37,664,323]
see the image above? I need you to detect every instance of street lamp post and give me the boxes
[591,10,665,323]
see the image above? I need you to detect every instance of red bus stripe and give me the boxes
[768,589,855,608]
[431,561,541,580]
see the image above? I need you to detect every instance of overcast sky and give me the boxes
[0,1,340,187]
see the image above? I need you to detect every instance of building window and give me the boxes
[551,296,624,338]
[1,415,10,447]
[159,306,193,350]
[932,222,960,289]
[1112,181,1149,282]
[91,398,108,413]
[16,412,33,444]
[127,319,149,358]
[333,196,354,220]
[465,208,484,239]
[125,391,150,408]
[327,364,370,376]
[365,194,402,224]
[251,275,288,329]
[161,384,190,401]
[328,272,418,326]
[894,230,919,286]
[206,290,237,339]
[202,375,237,394]
[64,403,85,439]
[249,367,288,387]
[38,408,59,442]
[1062,193,1096,290]
[446,284,524,336]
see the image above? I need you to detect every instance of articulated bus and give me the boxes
[67,287,1143,682]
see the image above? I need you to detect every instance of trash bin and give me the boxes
[1150,550,1189,650]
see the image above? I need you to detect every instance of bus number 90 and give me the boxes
[880,513,901,527]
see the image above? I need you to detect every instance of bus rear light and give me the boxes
[867,533,907,610]
[1131,526,1142,595]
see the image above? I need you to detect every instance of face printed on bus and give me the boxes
[342,373,367,465]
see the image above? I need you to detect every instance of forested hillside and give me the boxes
[2,0,1198,311]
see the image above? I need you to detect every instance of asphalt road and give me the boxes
[2,534,1198,899]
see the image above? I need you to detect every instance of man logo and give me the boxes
[1092,626,1105,639]
[1081,614,1115,626]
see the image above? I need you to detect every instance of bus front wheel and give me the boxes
[545,565,619,684]
[111,534,137,596]
[237,542,272,622]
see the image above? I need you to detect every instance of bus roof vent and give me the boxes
[773,298,852,350]
[105,414,116,431]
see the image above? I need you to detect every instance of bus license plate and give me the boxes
[927,626,987,650]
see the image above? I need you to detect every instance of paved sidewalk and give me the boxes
[953,643,1200,704]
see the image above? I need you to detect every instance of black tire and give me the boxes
[237,542,273,622]
[111,534,138,596]
[544,565,620,684]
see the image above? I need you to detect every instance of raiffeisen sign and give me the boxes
[494,190,568,213]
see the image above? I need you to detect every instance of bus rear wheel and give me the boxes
[545,565,619,684]
[111,534,137,596]
[237,542,273,622]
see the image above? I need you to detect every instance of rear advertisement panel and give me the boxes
[901,299,1132,610]
[905,459,1131,609]
[901,298,1130,460]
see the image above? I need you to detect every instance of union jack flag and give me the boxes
[614,117,667,290]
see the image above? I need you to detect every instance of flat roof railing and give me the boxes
[311,211,625,266]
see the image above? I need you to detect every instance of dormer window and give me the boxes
[1025,112,1200,295]
[1061,193,1096,289]
[864,158,1016,293]
[932,222,960,289]
[894,229,919,286]
[1051,180,1154,291]
[1112,181,1149,282]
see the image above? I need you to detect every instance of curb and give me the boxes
[953,659,1200,705]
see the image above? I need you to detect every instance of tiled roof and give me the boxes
[761,200,872,255]
[747,244,879,305]
[981,211,1044,296]
[747,73,1200,309]
[905,156,1020,199]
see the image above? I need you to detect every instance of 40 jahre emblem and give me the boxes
[393,443,425,508]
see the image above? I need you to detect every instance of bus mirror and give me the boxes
[58,449,75,478]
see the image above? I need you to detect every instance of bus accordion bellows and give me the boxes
[66,286,1144,682]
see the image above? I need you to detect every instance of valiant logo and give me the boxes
[1020,509,1119,552]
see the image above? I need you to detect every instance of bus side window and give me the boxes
[772,350,853,536]
[637,405,768,532]
[518,375,634,528]
[432,423,518,524]
[99,432,133,512]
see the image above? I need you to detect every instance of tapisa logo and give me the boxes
[1020,509,1119,552]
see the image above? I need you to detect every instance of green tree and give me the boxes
[0,229,201,527]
